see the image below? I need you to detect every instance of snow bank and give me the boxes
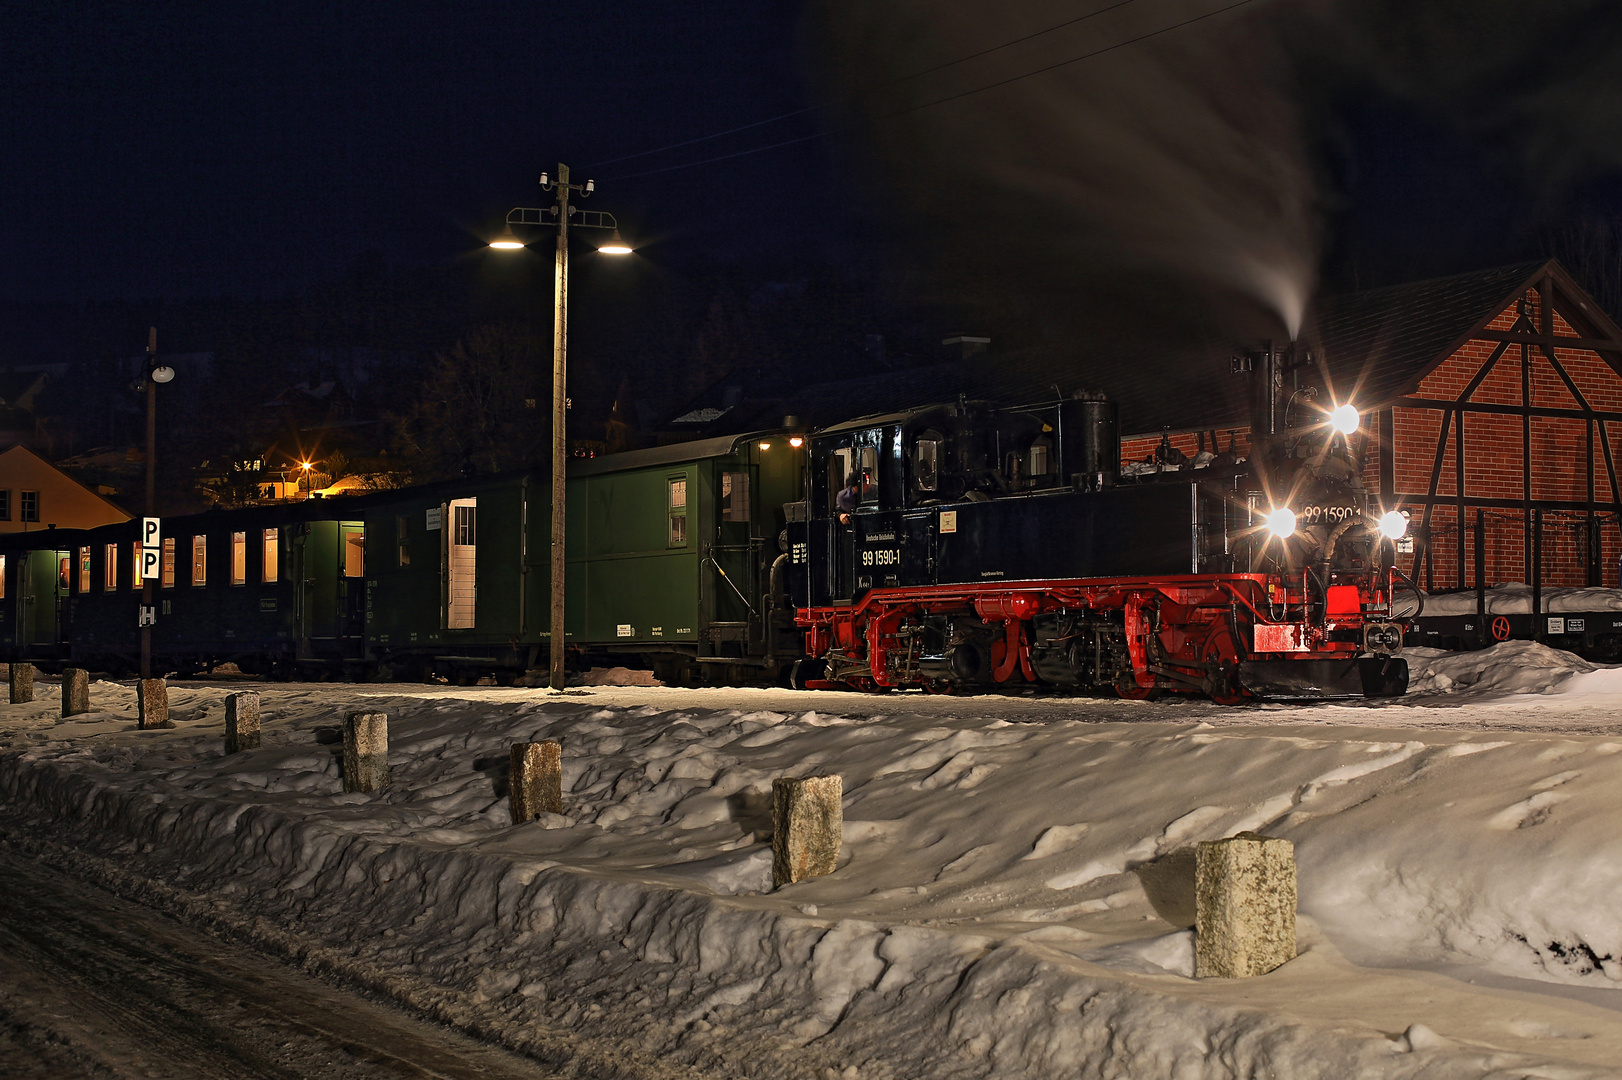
[2,679,1622,1077]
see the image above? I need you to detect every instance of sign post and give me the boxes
[140,515,160,675]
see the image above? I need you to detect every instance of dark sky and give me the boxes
[2,1,849,304]
[6,0,1622,331]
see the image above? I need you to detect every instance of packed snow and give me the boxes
[1399,581,1622,617]
[4,651,1622,1077]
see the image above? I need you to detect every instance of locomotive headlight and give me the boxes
[1330,403,1360,435]
[1266,506,1297,538]
[1378,510,1409,539]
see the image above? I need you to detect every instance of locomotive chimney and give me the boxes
[1059,391,1118,491]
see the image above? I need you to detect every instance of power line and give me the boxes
[588,0,1136,170]
[607,0,1258,181]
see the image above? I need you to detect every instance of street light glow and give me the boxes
[598,229,632,255]
[300,461,312,471]
[1329,403,1360,435]
[489,225,524,250]
[788,436,804,448]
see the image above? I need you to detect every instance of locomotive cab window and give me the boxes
[828,449,853,513]
[914,436,940,492]
[859,446,879,504]
[192,535,207,586]
[1027,439,1052,482]
[721,471,750,522]
[668,476,688,546]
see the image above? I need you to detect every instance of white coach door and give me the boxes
[447,498,477,629]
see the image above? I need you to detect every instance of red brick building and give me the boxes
[1119,260,1622,591]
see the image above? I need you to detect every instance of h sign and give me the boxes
[142,517,161,547]
[140,546,161,582]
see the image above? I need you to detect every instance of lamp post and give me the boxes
[491,163,631,690]
[300,460,314,497]
[140,327,177,680]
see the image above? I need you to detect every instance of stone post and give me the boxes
[225,692,261,754]
[772,775,842,888]
[8,662,33,704]
[509,740,563,822]
[136,679,168,729]
[342,711,389,792]
[1195,832,1296,978]
[60,668,90,717]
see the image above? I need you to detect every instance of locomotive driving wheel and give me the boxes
[1200,623,1247,706]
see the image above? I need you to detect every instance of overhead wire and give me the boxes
[588,0,1136,169]
[604,0,1259,181]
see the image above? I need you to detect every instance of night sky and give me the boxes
[6,1,1622,353]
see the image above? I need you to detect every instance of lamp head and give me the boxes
[597,228,632,256]
[149,365,176,384]
[1329,403,1360,436]
[489,224,524,250]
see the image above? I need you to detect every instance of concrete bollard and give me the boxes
[342,711,389,792]
[224,692,261,754]
[61,668,90,717]
[509,740,563,823]
[772,775,842,889]
[136,679,169,729]
[9,662,34,704]
[1195,832,1296,978]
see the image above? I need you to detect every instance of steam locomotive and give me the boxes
[785,344,1415,701]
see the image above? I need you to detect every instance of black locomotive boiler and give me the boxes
[786,345,1415,701]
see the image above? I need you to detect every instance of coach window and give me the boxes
[720,471,750,522]
[104,544,118,592]
[161,537,176,588]
[0,555,6,598]
[78,547,90,593]
[0,490,9,521]
[668,476,688,547]
[396,515,410,567]
[262,528,278,582]
[131,542,144,588]
[192,535,207,586]
[345,527,365,577]
[59,555,69,590]
[231,532,246,585]
[20,491,38,523]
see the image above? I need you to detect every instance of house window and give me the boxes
[262,528,278,583]
[192,535,207,586]
[396,515,410,567]
[20,491,38,523]
[78,547,90,593]
[161,537,176,588]
[668,477,688,547]
[721,471,750,522]
[104,544,118,591]
[231,532,246,585]
[0,490,9,520]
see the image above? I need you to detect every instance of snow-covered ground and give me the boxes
[5,652,1622,1078]
[1400,581,1622,617]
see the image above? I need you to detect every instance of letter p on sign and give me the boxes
[142,517,161,547]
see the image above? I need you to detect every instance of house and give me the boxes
[0,445,132,533]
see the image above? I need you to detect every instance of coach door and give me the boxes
[19,549,68,647]
[445,499,477,629]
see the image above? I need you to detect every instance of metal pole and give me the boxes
[1532,508,1543,643]
[1474,507,1486,649]
[141,326,156,680]
[549,164,571,690]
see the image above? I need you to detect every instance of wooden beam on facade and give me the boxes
[1471,329,1622,353]
[1396,397,1622,423]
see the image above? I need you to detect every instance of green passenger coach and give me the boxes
[361,429,806,684]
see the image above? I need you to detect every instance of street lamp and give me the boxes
[300,460,314,497]
[491,163,632,690]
